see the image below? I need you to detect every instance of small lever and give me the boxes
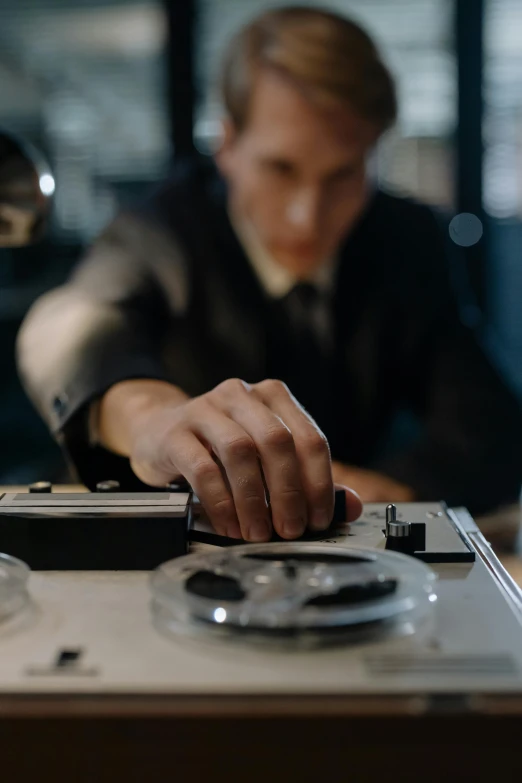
[384,503,426,556]
[385,503,396,535]
[385,503,411,539]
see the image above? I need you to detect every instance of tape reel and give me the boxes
[0,553,30,622]
[150,543,437,647]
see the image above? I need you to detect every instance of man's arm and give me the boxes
[17,212,362,538]
[16,213,179,486]
[330,462,414,503]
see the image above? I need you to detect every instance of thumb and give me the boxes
[334,483,363,523]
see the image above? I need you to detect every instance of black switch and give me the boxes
[96,480,120,492]
[384,504,426,556]
[332,489,347,524]
[55,648,83,668]
[29,481,52,493]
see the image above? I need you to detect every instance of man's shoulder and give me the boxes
[139,155,224,223]
[372,187,445,230]
[344,187,455,304]
[363,188,450,272]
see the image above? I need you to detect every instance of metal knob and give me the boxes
[387,520,412,538]
[28,481,52,493]
[96,480,120,492]
[385,503,411,538]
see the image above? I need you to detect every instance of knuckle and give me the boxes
[277,487,304,504]
[221,435,256,461]
[215,377,248,398]
[261,424,294,450]
[235,475,268,506]
[211,496,236,518]
[258,378,289,397]
[242,492,267,507]
[308,481,334,506]
[301,429,330,456]
[191,458,220,483]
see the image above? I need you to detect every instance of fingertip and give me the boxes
[226,524,243,540]
[244,519,273,543]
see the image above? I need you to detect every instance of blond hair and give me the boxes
[221,6,397,136]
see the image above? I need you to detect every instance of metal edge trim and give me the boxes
[443,504,476,559]
[468,530,522,618]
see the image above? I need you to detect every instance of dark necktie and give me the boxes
[276,282,335,432]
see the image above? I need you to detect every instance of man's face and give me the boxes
[216,69,377,277]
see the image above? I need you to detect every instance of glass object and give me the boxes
[0,130,54,247]
[0,0,169,242]
[0,1,170,485]
[0,552,30,622]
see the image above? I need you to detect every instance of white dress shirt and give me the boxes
[229,210,336,298]
[229,211,337,351]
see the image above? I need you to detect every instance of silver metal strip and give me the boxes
[2,499,187,508]
[469,530,522,619]
[444,505,476,558]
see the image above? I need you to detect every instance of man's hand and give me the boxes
[99,378,362,541]
[331,461,414,503]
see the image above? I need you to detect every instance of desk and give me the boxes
[0,487,521,783]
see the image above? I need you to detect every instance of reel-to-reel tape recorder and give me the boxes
[0,483,518,705]
[0,484,521,783]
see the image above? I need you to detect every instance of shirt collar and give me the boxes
[229,209,336,299]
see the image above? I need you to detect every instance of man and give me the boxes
[17,7,522,542]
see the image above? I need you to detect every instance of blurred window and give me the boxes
[0,0,169,484]
[0,0,169,242]
[484,0,522,392]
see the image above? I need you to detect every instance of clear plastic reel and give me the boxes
[151,543,437,648]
